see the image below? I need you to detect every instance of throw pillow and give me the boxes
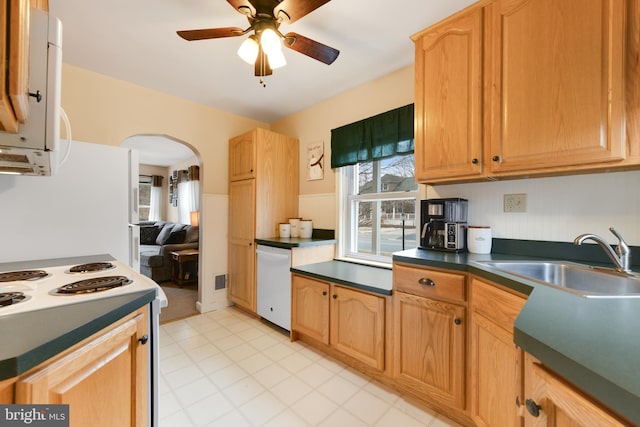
[140,226,160,245]
[184,226,199,243]
[155,224,174,245]
[165,229,186,244]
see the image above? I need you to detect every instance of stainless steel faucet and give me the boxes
[574,227,632,273]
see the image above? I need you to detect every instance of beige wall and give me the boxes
[271,65,414,197]
[60,64,268,195]
[270,65,415,229]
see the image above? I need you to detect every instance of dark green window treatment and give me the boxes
[330,104,414,168]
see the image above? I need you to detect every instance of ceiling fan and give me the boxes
[177,0,340,81]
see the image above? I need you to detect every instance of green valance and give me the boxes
[330,104,414,168]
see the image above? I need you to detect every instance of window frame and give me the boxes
[338,154,419,266]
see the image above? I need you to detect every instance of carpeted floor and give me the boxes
[159,282,198,324]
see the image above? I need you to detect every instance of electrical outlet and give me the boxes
[504,193,527,212]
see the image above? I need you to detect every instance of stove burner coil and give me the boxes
[0,270,48,282]
[0,292,26,306]
[68,262,115,273]
[54,276,132,295]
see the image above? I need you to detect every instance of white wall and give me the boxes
[428,171,640,246]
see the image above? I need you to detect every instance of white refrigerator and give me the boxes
[0,140,140,266]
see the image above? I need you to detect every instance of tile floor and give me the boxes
[159,306,462,427]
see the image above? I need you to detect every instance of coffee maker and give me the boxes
[420,198,468,252]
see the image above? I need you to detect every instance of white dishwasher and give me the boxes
[256,244,292,331]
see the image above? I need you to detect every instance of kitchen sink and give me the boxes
[479,260,640,298]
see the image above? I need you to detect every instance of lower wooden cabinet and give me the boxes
[291,274,386,371]
[291,274,330,344]
[330,285,385,371]
[523,353,631,427]
[2,307,149,427]
[394,291,466,410]
[470,276,527,427]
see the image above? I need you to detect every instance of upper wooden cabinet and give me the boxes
[0,0,30,132]
[413,0,639,183]
[486,0,625,175]
[227,128,298,313]
[413,6,484,182]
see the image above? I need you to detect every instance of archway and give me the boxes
[121,134,203,321]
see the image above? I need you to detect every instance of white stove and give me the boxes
[0,257,167,317]
[0,255,166,427]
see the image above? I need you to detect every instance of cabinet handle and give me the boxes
[138,334,149,345]
[322,291,327,296]
[454,318,462,325]
[492,155,501,162]
[471,158,478,164]
[525,398,541,417]
[332,294,337,299]
[418,277,435,287]
[249,242,252,246]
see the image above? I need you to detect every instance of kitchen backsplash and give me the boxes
[429,170,640,246]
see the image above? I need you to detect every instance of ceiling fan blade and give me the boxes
[255,46,273,77]
[274,0,331,23]
[226,0,255,16]
[177,27,244,41]
[284,32,339,65]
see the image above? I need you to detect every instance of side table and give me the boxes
[170,249,199,287]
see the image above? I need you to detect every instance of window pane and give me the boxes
[357,162,375,195]
[380,200,417,256]
[356,201,373,254]
[139,183,151,206]
[380,154,417,193]
[139,207,150,222]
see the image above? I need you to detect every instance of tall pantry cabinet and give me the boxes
[227,128,299,312]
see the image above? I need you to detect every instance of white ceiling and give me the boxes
[49,0,477,165]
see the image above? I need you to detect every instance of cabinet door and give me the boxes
[229,130,256,181]
[228,179,256,311]
[487,0,625,174]
[470,277,527,427]
[523,354,630,427]
[394,291,466,409]
[291,274,330,344]
[15,310,149,427]
[414,7,484,182]
[330,285,385,371]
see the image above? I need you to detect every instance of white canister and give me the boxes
[279,223,291,238]
[467,226,492,254]
[299,220,313,238]
[288,218,301,237]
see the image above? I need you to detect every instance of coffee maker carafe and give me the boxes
[420,198,468,252]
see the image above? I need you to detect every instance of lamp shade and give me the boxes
[260,28,282,56]
[190,211,200,227]
[267,49,286,69]
[237,36,259,64]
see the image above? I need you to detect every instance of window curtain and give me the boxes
[330,104,414,168]
[177,165,200,225]
[149,175,163,221]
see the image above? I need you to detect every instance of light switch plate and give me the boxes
[504,193,527,212]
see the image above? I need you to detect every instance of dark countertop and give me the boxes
[255,237,337,249]
[291,260,392,296]
[393,247,640,424]
[0,289,156,381]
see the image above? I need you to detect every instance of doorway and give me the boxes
[121,134,202,323]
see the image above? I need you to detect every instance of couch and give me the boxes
[139,221,199,283]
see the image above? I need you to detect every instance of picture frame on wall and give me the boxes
[307,141,324,181]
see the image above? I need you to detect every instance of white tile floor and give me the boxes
[159,306,462,427]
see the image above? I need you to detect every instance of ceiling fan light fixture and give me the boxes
[260,28,282,56]
[237,35,259,64]
[267,49,286,69]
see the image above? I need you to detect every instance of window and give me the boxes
[138,176,152,221]
[340,153,418,264]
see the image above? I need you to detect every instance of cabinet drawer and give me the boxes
[470,277,526,328]
[393,263,466,302]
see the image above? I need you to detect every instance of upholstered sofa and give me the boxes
[139,221,199,283]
